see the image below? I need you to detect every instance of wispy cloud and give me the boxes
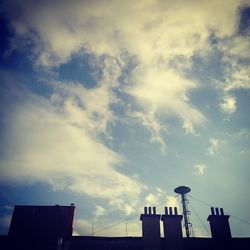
[131,111,167,153]
[207,138,219,156]
[127,66,206,137]
[207,138,221,156]
[144,188,179,210]
[193,164,207,176]
[220,95,237,115]
[182,120,200,136]
[238,128,250,139]
[93,205,107,219]
[0,80,145,210]
[224,65,250,91]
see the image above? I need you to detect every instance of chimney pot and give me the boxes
[215,207,219,215]
[220,208,224,216]
[211,207,215,215]
[149,207,152,214]
[153,207,156,214]
[169,207,173,215]
[165,207,168,215]
[174,207,178,215]
[144,207,147,214]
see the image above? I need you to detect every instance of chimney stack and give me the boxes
[161,207,183,250]
[207,207,231,239]
[140,207,161,250]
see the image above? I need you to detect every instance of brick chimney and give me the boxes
[161,207,183,250]
[207,207,231,239]
[140,207,161,250]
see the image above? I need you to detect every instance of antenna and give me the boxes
[174,186,193,238]
[92,222,94,236]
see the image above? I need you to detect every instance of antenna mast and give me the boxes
[174,186,193,238]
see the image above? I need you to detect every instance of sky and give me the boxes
[0,0,250,238]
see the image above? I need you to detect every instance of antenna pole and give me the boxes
[174,186,193,238]
[92,222,94,236]
[180,192,192,238]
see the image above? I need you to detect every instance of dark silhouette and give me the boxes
[140,206,161,250]
[7,205,75,250]
[174,186,193,238]
[162,207,183,250]
[0,189,249,249]
[207,207,231,239]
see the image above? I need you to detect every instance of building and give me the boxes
[5,205,75,250]
[0,204,249,250]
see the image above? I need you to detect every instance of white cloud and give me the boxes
[93,205,107,219]
[0,82,145,207]
[131,111,167,153]
[182,120,199,136]
[220,95,237,115]
[224,65,250,91]
[9,0,238,66]
[165,196,180,212]
[218,35,250,98]
[127,67,206,133]
[193,164,207,176]
[50,80,116,137]
[207,138,220,156]
[144,186,168,206]
[219,36,250,60]
[145,193,159,206]
[127,65,205,151]
[73,219,92,236]
[5,0,247,143]
[108,199,137,216]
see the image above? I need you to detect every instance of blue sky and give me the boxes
[0,0,250,237]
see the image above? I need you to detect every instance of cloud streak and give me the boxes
[0,80,145,209]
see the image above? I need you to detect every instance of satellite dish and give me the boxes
[174,186,191,195]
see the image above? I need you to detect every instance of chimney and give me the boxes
[207,207,231,239]
[140,207,161,250]
[161,207,183,250]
